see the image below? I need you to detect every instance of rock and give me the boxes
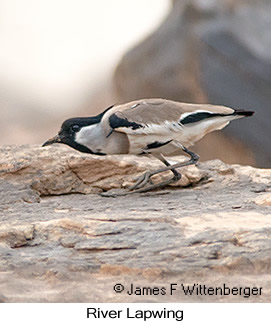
[0,145,206,201]
[0,224,34,248]
[113,0,271,167]
[197,4,271,167]
[0,144,270,302]
[255,193,271,206]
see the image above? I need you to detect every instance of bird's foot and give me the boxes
[129,167,182,191]
[128,171,154,191]
[128,175,180,194]
[100,173,181,197]
[100,189,130,198]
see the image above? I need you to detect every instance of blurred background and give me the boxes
[0,0,270,167]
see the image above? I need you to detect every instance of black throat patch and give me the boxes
[60,138,106,155]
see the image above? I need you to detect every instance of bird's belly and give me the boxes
[127,133,180,155]
[126,118,230,155]
[177,119,230,145]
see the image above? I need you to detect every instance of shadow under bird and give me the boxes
[42,98,254,196]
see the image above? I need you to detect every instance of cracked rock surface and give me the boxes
[0,145,270,302]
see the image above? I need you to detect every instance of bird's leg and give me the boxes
[129,154,181,191]
[101,146,199,197]
[128,146,199,192]
[156,153,182,180]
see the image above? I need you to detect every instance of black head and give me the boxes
[42,105,114,154]
[42,117,100,153]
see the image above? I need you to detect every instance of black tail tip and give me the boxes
[235,109,255,117]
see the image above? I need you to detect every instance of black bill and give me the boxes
[42,134,62,147]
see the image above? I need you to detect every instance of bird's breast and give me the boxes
[104,131,130,154]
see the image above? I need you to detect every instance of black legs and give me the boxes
[101,146,199,197]
[128,146,199,192]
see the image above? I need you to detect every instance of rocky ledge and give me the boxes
[0,145,270,302]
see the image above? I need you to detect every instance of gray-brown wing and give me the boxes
[104,98,234,135]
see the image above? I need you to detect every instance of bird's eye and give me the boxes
[71,125,80,132]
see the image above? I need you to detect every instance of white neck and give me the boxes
[75,123,106,154]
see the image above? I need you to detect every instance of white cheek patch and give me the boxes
[75,124,98,147]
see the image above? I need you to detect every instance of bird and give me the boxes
[42,98,254,195]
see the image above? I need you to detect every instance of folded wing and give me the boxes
[104,98,236,136]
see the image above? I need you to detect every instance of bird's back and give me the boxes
[101,98,246,155]
[104,98,234,126]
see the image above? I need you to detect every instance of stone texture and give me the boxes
[255,193,271,206]
[0,144,270,302]
[0,145,205,201]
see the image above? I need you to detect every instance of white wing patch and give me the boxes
[125,116,233,154]
[116,119,183,135]
[115,110,225,135]
[112,110,236,154]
